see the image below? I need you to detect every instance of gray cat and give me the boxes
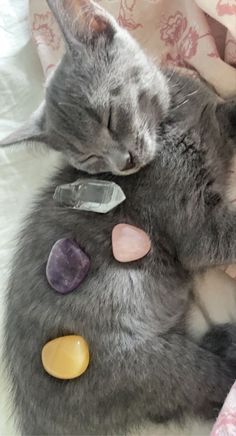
[2,1,236,435]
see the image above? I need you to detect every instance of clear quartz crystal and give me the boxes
[53,179,126,214]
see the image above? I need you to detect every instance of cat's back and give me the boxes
[3,163,192,434]
[6,165,188,329]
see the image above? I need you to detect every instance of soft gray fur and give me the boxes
[3,1,236,435]
[2,0,169,176]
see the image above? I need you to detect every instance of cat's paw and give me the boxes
[197,325,236,420]
[200,324,236,367]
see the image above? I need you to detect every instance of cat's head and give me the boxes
[1,0,170,175]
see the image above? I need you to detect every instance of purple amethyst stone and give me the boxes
[46,239,90,294]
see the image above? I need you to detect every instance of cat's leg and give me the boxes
[178,208,236,270]
[129,327,236,422]
[176,99,236,271]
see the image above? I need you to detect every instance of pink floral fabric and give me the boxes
[29,0,236,96]
[212,382,236,436]
[29,4,64,77]
[28,1,236,431]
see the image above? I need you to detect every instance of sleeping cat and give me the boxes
[2,0,236,435]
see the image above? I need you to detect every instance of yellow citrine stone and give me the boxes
[42,335,90,380]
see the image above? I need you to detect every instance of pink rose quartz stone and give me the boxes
[112,224,151,263]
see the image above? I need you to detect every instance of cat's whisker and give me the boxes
[58,102,78,109]
[166,69,176,83]
[170,88,199,112]
[172,79,191,96]
[185,89,199,98]
[172,98,189,110]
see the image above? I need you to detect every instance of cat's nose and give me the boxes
[121,153,135,172]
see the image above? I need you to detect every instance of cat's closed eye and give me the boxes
[79,154,97,164]
[107,106,113,132]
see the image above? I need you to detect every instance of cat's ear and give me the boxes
[46,0,116,48]
[0,102,49,147]
[216,100,236,139]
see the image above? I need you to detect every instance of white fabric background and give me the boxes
[0,1,235,435]
[0,1,59,434]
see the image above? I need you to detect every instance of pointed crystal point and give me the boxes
[53,178,126,214]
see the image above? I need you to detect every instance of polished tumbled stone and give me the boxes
[112,224,151,263]
[46,239,90,294]
[42,335,90,380]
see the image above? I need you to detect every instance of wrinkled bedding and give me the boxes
[0,2,59,434]
[0,1,236,435]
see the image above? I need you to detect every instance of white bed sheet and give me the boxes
[0,1,232,435]
[0,1,60,434]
